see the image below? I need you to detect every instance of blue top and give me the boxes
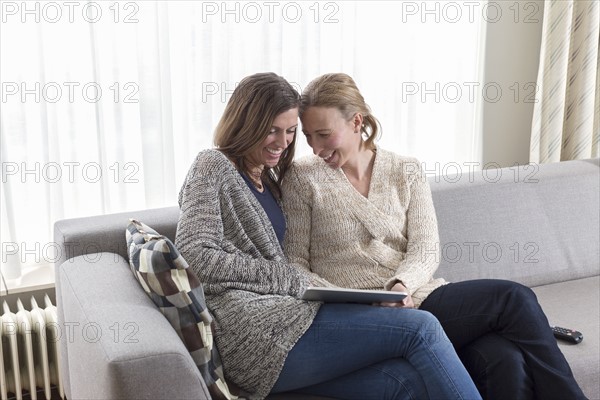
[240,173,286,247]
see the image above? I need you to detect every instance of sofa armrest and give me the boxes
[57,253,211,400]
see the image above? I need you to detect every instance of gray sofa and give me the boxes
[54,158,599,400]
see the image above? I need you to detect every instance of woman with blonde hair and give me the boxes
[176,72,482,399]
[282,72,586,400]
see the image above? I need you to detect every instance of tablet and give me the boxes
[301,287,407,304]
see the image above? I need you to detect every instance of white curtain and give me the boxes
[530,0,600,163]
[1,1,485,281]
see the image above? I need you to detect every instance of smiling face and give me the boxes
[301,106,362,169]
[247,107,298,169]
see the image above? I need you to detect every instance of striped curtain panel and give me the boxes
[530,0,600,163]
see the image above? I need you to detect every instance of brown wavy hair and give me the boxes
[299,73,381,150]
[214,72,300,199]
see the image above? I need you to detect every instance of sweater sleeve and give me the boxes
[282,166,336,288]
[176,154,309,297]
[384,159,441,293]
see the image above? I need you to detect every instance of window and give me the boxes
[1,1,485,288]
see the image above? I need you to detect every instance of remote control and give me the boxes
[551,326,583,344]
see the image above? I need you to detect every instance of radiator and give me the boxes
[1,295,64,400]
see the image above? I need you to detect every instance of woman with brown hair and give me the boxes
[176,72,481,399]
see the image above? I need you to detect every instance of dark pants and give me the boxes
[420,279,586,400]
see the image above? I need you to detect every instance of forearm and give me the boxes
[384,243,440,292]
[296,265,337,288]
[188,244,308,296]
[386,159,440,293]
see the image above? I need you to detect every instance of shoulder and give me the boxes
[282,155,329,201]
[179,149,246,209]
[194,149,233,171]
[285,155,325,184]
[376,147,426,185]
[180,149,240,196]
[378,148,419,166]
[376,148,424,183]
[290,154,325,173]
[187,149,237,182]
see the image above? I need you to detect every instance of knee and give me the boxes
[399,309,442,329]
[399,309,448,344]
[490,280,538,304]
[413,307,440,321]
[506,281,538,304]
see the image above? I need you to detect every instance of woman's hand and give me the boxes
[379,282,415,308]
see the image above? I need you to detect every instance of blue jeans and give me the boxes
[420,280,586,400]
[270,303,482,400]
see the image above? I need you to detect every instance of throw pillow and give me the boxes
[126,218,243,400]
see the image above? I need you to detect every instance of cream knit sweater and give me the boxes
[282,148,447,307]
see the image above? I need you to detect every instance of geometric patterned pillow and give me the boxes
[125,219,244,400]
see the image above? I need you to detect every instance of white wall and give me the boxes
[481,0,545,167]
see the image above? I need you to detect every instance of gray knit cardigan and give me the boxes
[175,149,321,399]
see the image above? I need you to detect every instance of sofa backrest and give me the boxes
[54,158,600,289]
[431,158,599,287]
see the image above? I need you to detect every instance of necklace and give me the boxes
[247,169,264,191]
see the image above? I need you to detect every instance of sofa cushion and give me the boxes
[532,276,600,400]
[126,219,242,400]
